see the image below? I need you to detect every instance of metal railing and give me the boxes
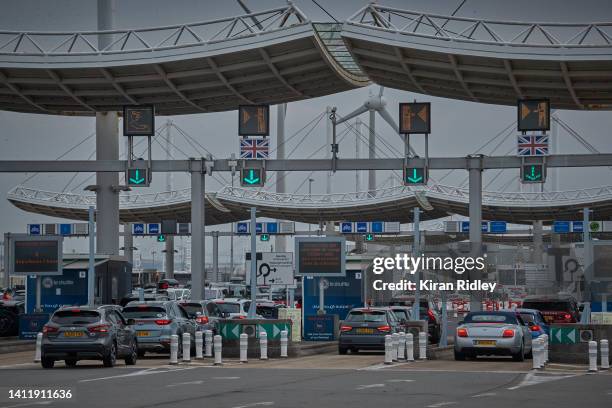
[0,4,308,56]
[346,3,612,48]
[9,182,612,210]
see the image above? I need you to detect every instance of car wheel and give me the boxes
[41,357,54,369]
[338,346,348,355]
[525,346,533,360]
[65,359,77,368]
[103,342,117,367]
[512,343,525,362]
[125,340,138,366]
[454,350,465,361]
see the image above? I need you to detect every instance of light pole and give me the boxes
[308,178,314,234]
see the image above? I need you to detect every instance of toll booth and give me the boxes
[25,254,132,314]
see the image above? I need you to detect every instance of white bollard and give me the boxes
[195,331,203,359]
[600,339,609,370]
[259,332,268,360]
[170,334,179,365]
[392,333,400,362]
[280,330,288,358]
[533,338,543,369]
[384,335,393,364]
[213,335,223,365]
[418,331,427,360]
[34,332,42,363]
[542,334,549,364]
[398,332,406,360]
[182,333,191,362]
[406,333,414,361]
[240,333,248,363]
[588,340,598,372]
[204,330,213,357]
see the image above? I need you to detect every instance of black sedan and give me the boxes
[338,308,401,354]
[41,306,138,368]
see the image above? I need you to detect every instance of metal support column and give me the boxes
[276,103,287,253]
[248,207,257,318]
[355,117,362,192]
[190,166,206,301]
[2,233,10,289]
[88,206,95,307]
[123,223,134,265]
[95,112,119,255]
[413,207,421,320]
[368,109,376,192]
[212,231,219,282]
[532,220,543,265]
[583,207,593,302]
[468,160,483,312]
[165,236,175,279]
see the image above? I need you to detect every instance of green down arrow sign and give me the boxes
[127,169,148,186]
[404,167,425,185]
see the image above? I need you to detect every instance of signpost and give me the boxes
[550,327,578,344]
[246,252,294,286]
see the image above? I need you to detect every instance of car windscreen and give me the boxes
[345,311,387,323]
[180,304,203,317]
[519,313,536,323]
[122,306,167,319]
[465,313,518,324]
[215,303,240,314]
[522,301,570,311]
[52,310,100,325]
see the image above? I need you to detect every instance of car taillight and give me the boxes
[42,325,58,334]
[160,283,169,289]
[340,325,352,332]
[155,319,172,325]
[427,310,436,322]
[377,325,391,333]
[88,325,109,333]
[564,313,572,321]
[196,316,209,324]
[502,329,515,338]
[235,315,246,320]
[457,328,468,337]
[530,325,541,332]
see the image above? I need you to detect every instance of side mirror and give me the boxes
[127,318,135,325]
[458,320,464,325]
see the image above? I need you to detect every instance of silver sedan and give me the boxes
[454,311,532,361]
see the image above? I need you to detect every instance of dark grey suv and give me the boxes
[41,306,138,368]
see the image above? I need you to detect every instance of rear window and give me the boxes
[519,313,535,323]
[215,303,240,314]
[123,306,166,319]
[345,311,387,322]
[180,304,203,318]
[522,301,570,311]
[465,313,518,324]
[52,310,100,324]
[392,310,410,320]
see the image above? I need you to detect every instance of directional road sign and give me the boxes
[240,168,265,187]
[236,222,249,234]
[364,233,374,242]
[260,233,270,242]
[550,327,577,344]
[399,102,431,134]
[489,221,507,234]
[123,105,155,136]
[28,224,41,235]
[518,99,550,132]
[132,224,145,235]
[246,252,294,286]
[356,222,368,233]
[148,223,160,235]
[238,105,270,136]
[403,166,427,186]
[126,168,150,187]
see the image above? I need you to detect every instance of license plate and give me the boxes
[356,328,374,334]
[544,316,554,323]
[63,331,83,337]
[474,340,496,346]
[137,331,150,337]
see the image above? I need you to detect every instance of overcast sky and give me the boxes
[1,0,611,266]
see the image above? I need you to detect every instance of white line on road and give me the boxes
[426,402,456,408]
[212,376,240,380]
[0,401,51,408]
[231,402,274,408]
[387,379,415,383]
[507,372,581,390]
[79,366,198,382]
[472,392,497,398]
[166,380,204,387]
[356,384,385,390]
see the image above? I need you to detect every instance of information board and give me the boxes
[238,105,270,136]
[11,235,62,276]
[295,237,345,277]
[518,99,550,132]
[123,105,155,136]
[399,102,431,134]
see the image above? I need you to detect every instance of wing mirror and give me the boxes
[127,318,135,325]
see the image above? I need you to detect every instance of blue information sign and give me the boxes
[553,221,571,234]
[19,313,50,340]
[26,269,89,314]
[59,223,72,236]
[256,223,263,234]
[572,221,584,232]
[28,224,41,235]
[371,222,384,234]
[356,222,368,233]
[236,222,249,234]
[265,222,278,234]
[341,222,353,233]
[303,315,337,341]
[133,223,145,235]
[489,221,507,234]
[461,221,489,233]
[302,271,363,322]
[148,223,160,234]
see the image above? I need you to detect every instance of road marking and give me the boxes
[231,403,274,408]
[212,376,240,380]
[356,384,385,390]
[167,380,204,387]
[507,372,580,390]
[0,402,51,408]
[426,402,456,408]
[472,392,497,398]
[0,363,38,369]
[387,379,415,383]
[79,366,197,382]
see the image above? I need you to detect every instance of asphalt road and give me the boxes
[0,354,610,408]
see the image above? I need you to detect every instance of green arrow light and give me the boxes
[524,165,542,181]
[129,169,146,185]
[157,234,166,243]
[365,233,374,241]
[243,169,261,185]
[406,168,423,184]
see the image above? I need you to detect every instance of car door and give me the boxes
[106,311,128,354]
[177,304,196,336]
[516,314,532,350]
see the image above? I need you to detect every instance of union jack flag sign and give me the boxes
[240,137,269,159]
[517,134,549,156]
